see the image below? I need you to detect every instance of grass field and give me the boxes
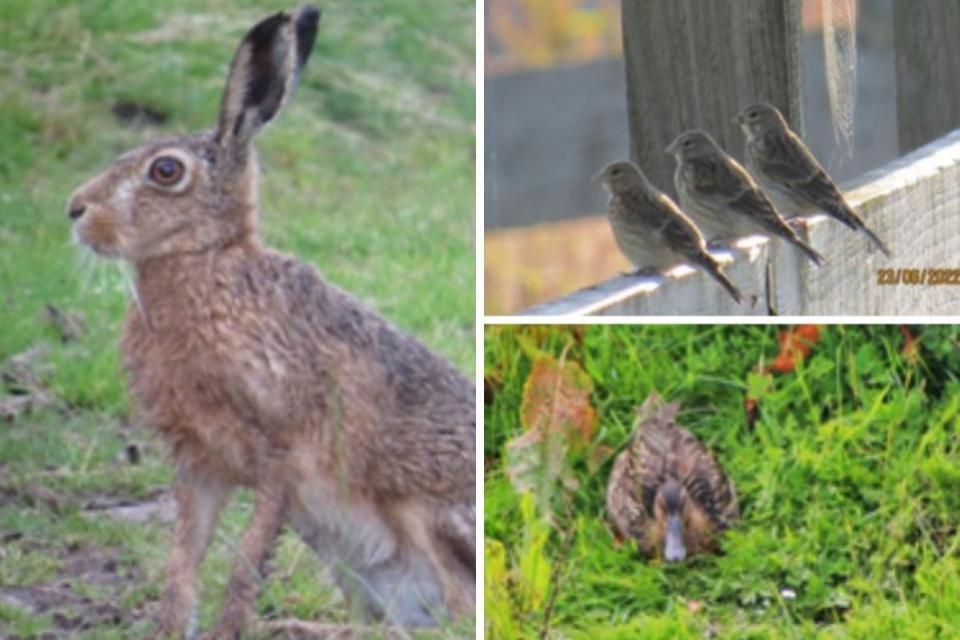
[0,0,474,637]
[484,325,960,639]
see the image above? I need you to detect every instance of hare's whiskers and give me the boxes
[117,262,148,329]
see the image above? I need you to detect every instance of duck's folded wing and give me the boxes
[678,429,740,530]
[606,449,647,542]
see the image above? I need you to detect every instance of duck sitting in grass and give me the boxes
[606,393,739,562]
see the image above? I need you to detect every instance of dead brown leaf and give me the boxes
[0,391,54,420]
[2,344,52,391]
[1,344,56,420]
[519,355,596,448]
[506,347,597,495]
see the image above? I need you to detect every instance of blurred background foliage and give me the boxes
[486,0,621,73]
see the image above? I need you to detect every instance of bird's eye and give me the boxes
[749,111,758,118]
[683,140,692,148]
[611,168,621,175]
[148,156,185,186]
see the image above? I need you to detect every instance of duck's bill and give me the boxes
[664,514,687,562]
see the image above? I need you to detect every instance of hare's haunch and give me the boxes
[66,6,475,637]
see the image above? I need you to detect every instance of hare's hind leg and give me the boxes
[153,470,233,639]
[332,548,444,628]
[394,502,475,621]
[202,462,290,639]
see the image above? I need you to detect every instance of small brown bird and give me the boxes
[606,394,739,562]
[593,161,743,304]
[736,103,891,257]
[666,130,824,267]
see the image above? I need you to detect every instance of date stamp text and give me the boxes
[877,268,960,286]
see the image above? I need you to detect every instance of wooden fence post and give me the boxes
[892,1,960,155]
[620,0,804,197]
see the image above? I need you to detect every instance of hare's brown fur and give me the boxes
[67,6,474,637]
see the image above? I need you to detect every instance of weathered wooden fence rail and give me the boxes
[525,128,960,316]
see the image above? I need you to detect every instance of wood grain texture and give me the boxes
[620,0,804,199]
[893,0,960,155]
[525,128,960,316]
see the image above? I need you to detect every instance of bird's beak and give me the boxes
[664,140,677,155]
[590,169,605,183]
[732,114,742,124]
[663,514,687,562]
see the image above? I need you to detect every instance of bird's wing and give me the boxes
[692,154,790,233]
[654,194,708,256]
[607,396,677,539]
[756,130,847,205]
[787,167,849,215]
[753,128,823,182]
[633,401,683,507]
[687,154,752,206]
[674,426,739,530]
[606,446,650,543]
[727,181,789,231]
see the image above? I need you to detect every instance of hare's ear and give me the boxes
[214,5,320,156]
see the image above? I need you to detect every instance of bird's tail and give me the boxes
[789,235,825,267]
[697,255,743,304]
[828,200,892,258]
[859,223,892,258]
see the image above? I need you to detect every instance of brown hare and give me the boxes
[606,394,738,562]
[66,5,475,638]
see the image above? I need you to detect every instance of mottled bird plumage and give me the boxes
[595,161,743,304]
[668,130,824,267]
[737,103,891,257]
[606,394,739,561]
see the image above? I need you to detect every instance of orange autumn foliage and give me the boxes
[769,325,821,373]
[900,325,920,366]
[517,355,597,449]
[487,0,621,73]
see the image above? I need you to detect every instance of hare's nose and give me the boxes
[68,205,86,221]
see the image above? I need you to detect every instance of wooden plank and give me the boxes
[525,129,960,316]
[893,0,960,155]
[484,60,628,230]
[620,0,804,198]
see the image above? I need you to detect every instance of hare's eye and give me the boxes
[148,156,185,186]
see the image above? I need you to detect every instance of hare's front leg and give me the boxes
[153,471,233,639]
[202,465,289,639]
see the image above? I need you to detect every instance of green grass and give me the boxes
[484,325,960,639]
[0,0,473,637]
